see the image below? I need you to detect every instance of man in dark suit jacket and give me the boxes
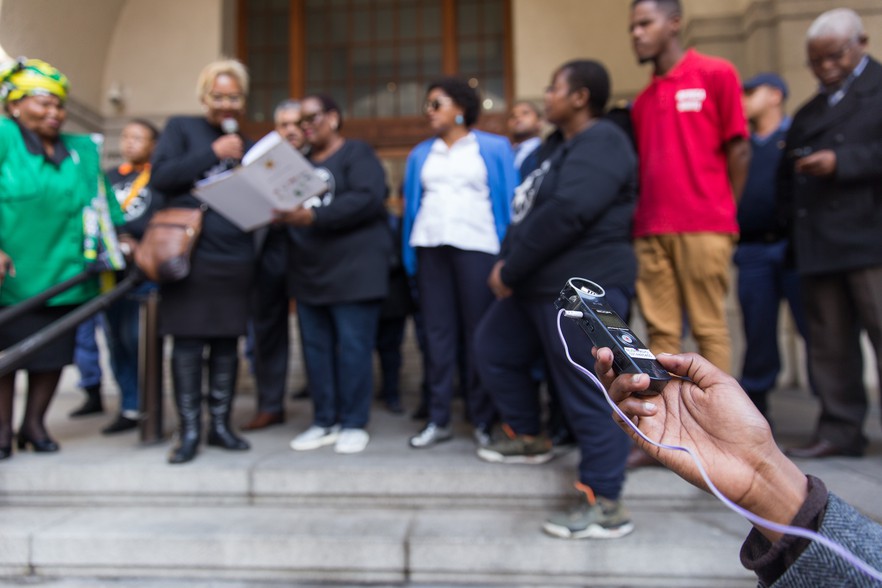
[781,8,882,458]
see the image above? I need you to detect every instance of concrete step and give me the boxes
[0,376,719,511]
[0,504,755,587]
[0,426,719,511]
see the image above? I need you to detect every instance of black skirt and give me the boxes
[0,305,77,372]
[158,256,255,338]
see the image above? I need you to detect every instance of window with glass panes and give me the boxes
[237,0,511,152]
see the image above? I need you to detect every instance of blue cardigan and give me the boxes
[401,130,517,276]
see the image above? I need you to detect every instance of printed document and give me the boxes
[194,132,326,231]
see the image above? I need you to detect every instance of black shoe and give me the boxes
[551,428,577,449]
[17,431,60,453]
[0,446,11,460]
[207,428,250,451]
[69,385,104,418]
[291,386,310,400]
[411,403,429,421]
[385,398,404,414]
[101,414,139,435]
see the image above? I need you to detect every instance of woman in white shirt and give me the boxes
[401,77,517,449]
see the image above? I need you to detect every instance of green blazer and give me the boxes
[0,117,122,306]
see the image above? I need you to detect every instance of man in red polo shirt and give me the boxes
[627,0,750,467]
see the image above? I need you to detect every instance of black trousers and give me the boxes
[803,265,882,452]
[251,228,290,414]
[474,291,631,499]
[416,246,497,428]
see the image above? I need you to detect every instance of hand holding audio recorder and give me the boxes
[555,277,671,394]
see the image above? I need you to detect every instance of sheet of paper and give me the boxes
[194,132,327,231]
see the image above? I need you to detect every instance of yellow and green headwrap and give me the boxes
[0,57,69,104]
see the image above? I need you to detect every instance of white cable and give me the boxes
[556,309,882,584]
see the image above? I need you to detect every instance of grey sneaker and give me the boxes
[543,484,634,539]
[472,425,493,448]
[409,423,453,448]
[476,426,552,464]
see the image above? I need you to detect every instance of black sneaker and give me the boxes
[101,414,139,435]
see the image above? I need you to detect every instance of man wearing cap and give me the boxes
[780,9,882,459]
[735,72,812,421]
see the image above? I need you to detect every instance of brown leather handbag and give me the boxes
[134,207,205,283]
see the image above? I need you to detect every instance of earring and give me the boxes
[455,114,464,125]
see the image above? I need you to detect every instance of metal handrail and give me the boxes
[0,268,98,327]
[0,273,142,377]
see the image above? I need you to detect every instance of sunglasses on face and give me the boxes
[423,97,454,112]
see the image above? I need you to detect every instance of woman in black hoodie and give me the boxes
[474,60,638,540]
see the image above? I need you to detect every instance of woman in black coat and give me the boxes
[150,59,255,464]
[275,95,391,455]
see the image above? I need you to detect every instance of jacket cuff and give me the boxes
[740,475,828,586]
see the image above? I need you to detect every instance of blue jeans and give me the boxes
[74,315,103,388]
[104,282,156,413]
[475,287,633,499]
[297,300,382,429]
[734,241,810,412]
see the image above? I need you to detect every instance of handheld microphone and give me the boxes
[220,118,240,168]
[220,117,239,135]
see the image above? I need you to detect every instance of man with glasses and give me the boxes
[780,8,882,459]
[242,99,305,431]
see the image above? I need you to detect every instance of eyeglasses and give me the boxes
[206,93,244,106]
[423,97,454,112]
[807,41,855,68]
[298,111,325,127]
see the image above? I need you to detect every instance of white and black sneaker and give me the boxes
[408,423,453,448]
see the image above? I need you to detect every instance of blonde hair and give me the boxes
[195,59,249,100]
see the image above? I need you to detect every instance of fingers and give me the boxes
[592,347,617,389]
[212,135,244,160]
[656,352,738,391]
[607,372,652,403]
[1,257,14,281]
[619,396,659,418]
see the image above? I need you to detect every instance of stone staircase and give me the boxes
[7,321,880,587]
[0,377,758,587]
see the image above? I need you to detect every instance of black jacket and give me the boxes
[150,116,255,264]
[287,140,391,304]
[500,119,637,298]
[779,56,882,276]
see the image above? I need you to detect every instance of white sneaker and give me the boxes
[289,425,340,451]
[409,423,453,448]
[334,428,370,454]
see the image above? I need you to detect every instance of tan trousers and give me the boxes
[635,233,735,372]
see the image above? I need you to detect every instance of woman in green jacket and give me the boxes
[0,58,124,460]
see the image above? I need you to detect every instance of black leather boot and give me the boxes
[206,341,250,451]
[168,340,204,464]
